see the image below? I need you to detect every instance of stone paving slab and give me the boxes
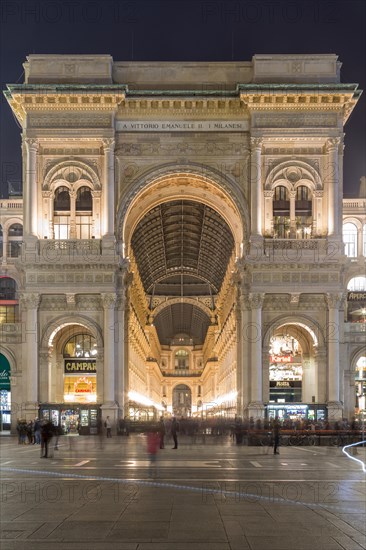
[1,438,365,549]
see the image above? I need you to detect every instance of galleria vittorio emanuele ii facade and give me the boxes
[0,54,365,434]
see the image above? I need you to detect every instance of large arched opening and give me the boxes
[263,317,326,422]
[119,168,246,417]
[39,317,103,434]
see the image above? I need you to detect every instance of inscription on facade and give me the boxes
[116,120,248,132]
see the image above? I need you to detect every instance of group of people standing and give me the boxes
[16,418,61,458]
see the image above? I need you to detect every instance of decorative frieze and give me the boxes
[28,113,112,128]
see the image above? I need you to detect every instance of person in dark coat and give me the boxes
[171,417,179,449]
[41,420,54,458]
[273,419,280,455]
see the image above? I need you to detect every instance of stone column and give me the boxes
[91,190,102,239]
[325,138,341,237]
[2,227,8,263]
[19,293,40,419]
[23,138,38,239]
[263,190,274,236]
[101,293,117,406]
[102,138,115,238]
[313,190,323,237]
[250,138,263,238]
[326,293,343,420]
[69,190,76,239]
[248,292,265,419]
[289,190,297,238]
[117,283,130,416]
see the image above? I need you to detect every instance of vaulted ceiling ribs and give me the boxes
[131,200,234,346]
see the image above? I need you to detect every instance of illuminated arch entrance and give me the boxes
[119,168,246,417]
[263,318,326,421]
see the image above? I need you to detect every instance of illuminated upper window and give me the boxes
[343,222,357,257]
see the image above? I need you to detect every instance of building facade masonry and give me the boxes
[0,54,365,434]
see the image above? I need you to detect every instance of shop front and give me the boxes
[0,353,11,431]
[266,403,327,422]
[39,403,101,435]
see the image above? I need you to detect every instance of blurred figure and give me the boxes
[171,417,179,449]
[34,418,41,444]
[40,420,54,458]
[105,416,112,438]
[147,429,160,478]
[273,419,280,455]
[158,416,166,449]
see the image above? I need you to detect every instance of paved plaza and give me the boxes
[0,433,365,550]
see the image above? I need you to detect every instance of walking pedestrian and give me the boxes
[158,416,166,449]
[147,429,160,478]
[273,419,280,455]
[171,416,179,449]
[105,416,112,438]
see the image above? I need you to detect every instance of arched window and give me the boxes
[175,349,189,370]
[363,224,366,257]
[8,223,23,258]
[63,334,98,358]
[347,277,366,323]
[54,187,70,211]
[273,186,290,238]
[0,225,3,258]
[347,277,366,291]
[76,187,93,239]
[295,186,312,239]
[54,187,70,239]
[343,223,358,257]
[76,187,92,211]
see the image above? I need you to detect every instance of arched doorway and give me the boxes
[40,319,103,435]
[173,384,192,417]
[264,320,325,422]
[0,354,11,431]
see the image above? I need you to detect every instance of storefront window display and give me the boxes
[355,357,366,414]
[63,334,97,403]
[269,335,302,402]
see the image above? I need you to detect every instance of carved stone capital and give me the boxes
[326,292,343,309]
[19,293,40,310]
[249,292,264,310]
[101,292,116,309]
[250,137,263,152]
[290,293,300,304]
[66,293,76,306]
[23,137,39,152]
[102,138,115,152]
[264,190,274,198]
[325,137,341,153]
[289,190,297,199]
[314,190,324,198]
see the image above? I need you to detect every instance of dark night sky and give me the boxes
[0,0,365,197]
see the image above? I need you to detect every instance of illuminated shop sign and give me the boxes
[348,292,366,301]
[64,360,96,373]
[270,355,293,363]
[270,381,302,388]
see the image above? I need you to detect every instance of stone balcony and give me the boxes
[22,239,119,264]
[260,238,342,263]
[344,322,366,333]
[161,370,203,378]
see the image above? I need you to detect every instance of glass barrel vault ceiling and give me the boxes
[131,200,235,346]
